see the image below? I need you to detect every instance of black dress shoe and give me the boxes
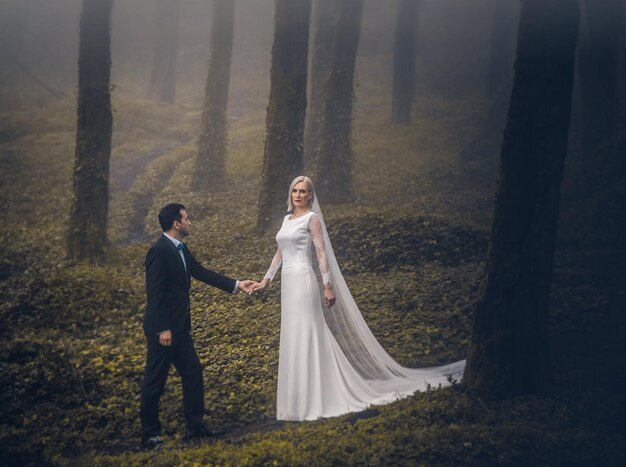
[185,425,225,440]
[141,435,164,450]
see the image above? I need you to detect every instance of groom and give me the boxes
[140,203,254,449]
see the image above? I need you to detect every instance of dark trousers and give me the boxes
[140,330,204,439]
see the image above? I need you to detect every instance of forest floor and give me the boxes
[0,77,625,466]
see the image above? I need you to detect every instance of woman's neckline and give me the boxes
[288,210,313,221]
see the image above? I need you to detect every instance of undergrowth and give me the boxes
[0,76,624,466]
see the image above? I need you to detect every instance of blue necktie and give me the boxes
[177,242,186,251]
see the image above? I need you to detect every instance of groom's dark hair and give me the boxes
[159,203,186,231]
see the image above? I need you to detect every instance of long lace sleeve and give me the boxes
[263,246,283,282]
[308,213,332,286]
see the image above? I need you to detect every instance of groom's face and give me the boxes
[174,209,192,237]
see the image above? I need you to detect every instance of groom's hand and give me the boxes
[238,280,255,294]
[159,330,172,346]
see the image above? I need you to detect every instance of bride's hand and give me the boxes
[324,287,336,307]
[250,279,269,294]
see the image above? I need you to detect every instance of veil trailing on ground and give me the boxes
[310,195,465,394]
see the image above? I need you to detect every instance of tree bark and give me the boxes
[304,0,339,177]
[391,0,419,125]
[315,0,363,204]
[150,0,179,103]
[193,0,235,190]
[485,0,518,97]
[257,0,311,232]
[67,0,113,263]
[577,0,624,153]
[464,0,580,395]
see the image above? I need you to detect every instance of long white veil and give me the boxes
[310,195,465,394]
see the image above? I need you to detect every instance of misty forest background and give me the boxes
[1,0,625,465]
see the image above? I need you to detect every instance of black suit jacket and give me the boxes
[143,234,237,339]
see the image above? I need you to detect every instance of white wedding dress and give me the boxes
[264,204,465,421]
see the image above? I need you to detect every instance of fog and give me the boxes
[0,0,509,113]
[1,2,626,464]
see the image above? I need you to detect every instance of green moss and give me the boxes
[1,66,624,465]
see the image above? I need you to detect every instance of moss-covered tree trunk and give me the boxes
[304,0,339,176]
[193,0,235,190]
[67,0,113,263]
[464,0,580,395]
[150,0,179,103]
[391,0,419,125]
[485,0,518,97]
[315,0,363,204]
[257,0,311,232]
[577,0,623,153]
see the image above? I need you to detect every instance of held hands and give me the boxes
[238,279,266,295]
[249,278,269,295]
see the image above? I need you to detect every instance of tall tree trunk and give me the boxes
[150,0,179,103]
[257,0,311,232]
[67,0,113,263]
[485,0,518,97]
[304,0,338,177]
[316,0,363,204]
[621,2,626,135]
[391,0,419,125]
[464,0,580,395]
[193,0,235,190]
[577,0,623,153]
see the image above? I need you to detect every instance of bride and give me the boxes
[252,176,465,421]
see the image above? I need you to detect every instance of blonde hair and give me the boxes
[287,176,315,212]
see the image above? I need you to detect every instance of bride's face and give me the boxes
[292,181,312,209]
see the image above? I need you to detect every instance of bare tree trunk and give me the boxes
[621,2,626,135]
[257,0,311,232]
[316,0,363,204]
[304,0,338,176]
[67,0,113,263]
[150,0,179,104]
[464,0,580,395]
[577,0,624,153]
[485,0,518,97]
[391,0,419,125]
[193,0,235,190]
